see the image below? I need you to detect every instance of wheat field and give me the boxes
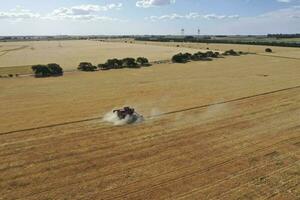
[0,42,299,199]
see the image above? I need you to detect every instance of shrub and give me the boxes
[32,65,51,77]
[265,48,272,53]
[172,53,187,63]
[122,57,138,68]
[183,53,192,60]
[190,51,219,61]
[223,49,239,56]
[98,64,109,70]
[8,74,13,78]
[191,52,205,61]
[47,63,63,76]
[78,62,97,71]
[107,58,123,69]
[98,59,123,70]
[213,52,220,57]
[172,53,192,63]
[193,52,213,61]
[205,51,215,57]
[32,63,64,77]
[137,57,150,66]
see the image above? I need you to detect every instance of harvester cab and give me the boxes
[113,107,135,120]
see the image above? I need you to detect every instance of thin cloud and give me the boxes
[277,0,291,2]
[136,0,175,8]
[259,5,300,18]
[146,12,240,21]
[0,6,40,20]
[0,4,123,22]
[45,3,122,21]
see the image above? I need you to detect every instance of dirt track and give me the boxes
[0,47,300,199]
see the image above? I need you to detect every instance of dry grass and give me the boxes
[0,65,32,76]
[0,43,299,199]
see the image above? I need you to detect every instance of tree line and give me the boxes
[171,49,242,63]
[267,34,300,39]
[31,57,151,76]
[78,57,151,72]
[135,37,300,48]
[31,49,259,78]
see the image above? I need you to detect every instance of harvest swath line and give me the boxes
[71,136,300,200]
[1,84,300,136]
[15,127,300,199]
[215,161,300,200]
[174,147,300,199]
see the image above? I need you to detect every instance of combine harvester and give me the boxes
[111,106,144,124]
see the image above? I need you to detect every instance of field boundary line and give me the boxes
[1,85,300,136]
[256,53,300,60]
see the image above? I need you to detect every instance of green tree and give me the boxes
[106,58,123,69]
[222,49,239,56]
[172,53,191,63]
[78,62,97,71]
[47,63,63,76]
[265,48,272,53]
[32,65,51,77]
[122,58,138,68]
[136,57,150,66]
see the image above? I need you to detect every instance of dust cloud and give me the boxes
[103,110,144,126]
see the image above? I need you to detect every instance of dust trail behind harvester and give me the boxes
[103,110,144,126]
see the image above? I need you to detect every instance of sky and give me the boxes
[0,0,300,35]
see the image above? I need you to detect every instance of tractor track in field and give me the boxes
[0,46,29,57]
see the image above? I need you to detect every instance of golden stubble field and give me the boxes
[1,39,300,75]
[0,40,198,74]
[0,42,300,199]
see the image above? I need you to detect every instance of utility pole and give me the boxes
[181,28,185,36]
